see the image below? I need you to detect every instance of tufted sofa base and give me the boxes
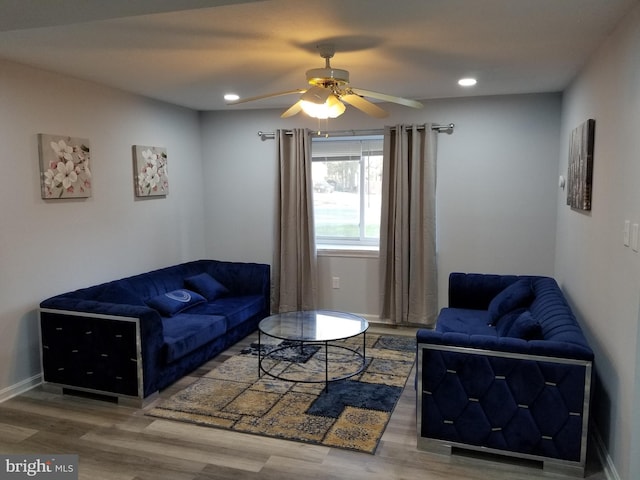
[417,343,592,477]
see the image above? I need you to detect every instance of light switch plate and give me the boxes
[632,223,639,252]
[624,220,631,246]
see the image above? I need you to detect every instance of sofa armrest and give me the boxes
[417,334,593,474]
[448,272,520,309]
[39,302,165,399]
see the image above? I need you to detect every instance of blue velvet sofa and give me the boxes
[39,259,270,404]
[416,273,593,476]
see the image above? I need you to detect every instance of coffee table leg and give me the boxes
[325,340,329,393]
[363,331,366,371]
[258,329,262,379]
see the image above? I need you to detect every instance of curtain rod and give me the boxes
[257,123,454,141]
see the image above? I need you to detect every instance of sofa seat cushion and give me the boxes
[162,313,227,363]
[436,308,496,336]
[187,295,265,329]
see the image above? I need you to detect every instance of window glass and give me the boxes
[312,135,383,247]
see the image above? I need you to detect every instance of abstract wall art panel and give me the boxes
[566,119,595,211]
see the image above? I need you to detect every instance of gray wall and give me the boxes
[556,3,640,479]
[0,60,206,398]
[200,93,562,315]
[2,6,638,475]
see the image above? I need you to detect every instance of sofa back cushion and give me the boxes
[127,264,200,298]
[529,277,589,348]
[448,273,520,309]
[121,260,263,299]
[94,281,145,305]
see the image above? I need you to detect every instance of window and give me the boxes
[311,135,383,248]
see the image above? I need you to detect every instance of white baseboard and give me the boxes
[359,313,382,324]
[363,315,434,330]
[591,425,621,480]
[0,374,41,403]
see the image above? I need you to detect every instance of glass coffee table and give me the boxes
[258,310,369,392]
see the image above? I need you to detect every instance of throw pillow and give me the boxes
[184,272,229,301]
[146,289,206,317]
[487,278,534,325]
[494,307,527,336]
[505,310,543,340]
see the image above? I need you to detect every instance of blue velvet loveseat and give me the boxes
[39,259,270,404]
[416,273,593,476]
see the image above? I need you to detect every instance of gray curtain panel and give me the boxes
[379,124,438,325]
[272,128,318,313]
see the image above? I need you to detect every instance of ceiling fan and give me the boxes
[226,44,423,119]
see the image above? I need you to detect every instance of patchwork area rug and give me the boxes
[147,334,415,454]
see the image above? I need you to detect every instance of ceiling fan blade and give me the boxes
[280,100,303,118]
[226,89,306,105]
[351,88,423,109]
[341,94,388,118]
[300,85,331,105]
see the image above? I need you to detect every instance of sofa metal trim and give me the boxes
[39,308,144,403]
[417,342,592,477]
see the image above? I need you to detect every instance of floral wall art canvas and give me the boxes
[134,145,168,197]
[38,134,91,199]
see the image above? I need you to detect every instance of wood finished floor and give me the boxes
[0,325,605,480]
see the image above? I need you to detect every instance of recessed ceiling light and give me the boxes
[458,78,477,87]
[224,93,240,101]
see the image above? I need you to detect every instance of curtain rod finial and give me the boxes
[441,123,455,134]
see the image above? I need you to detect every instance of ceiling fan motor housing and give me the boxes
[306,67,349,87]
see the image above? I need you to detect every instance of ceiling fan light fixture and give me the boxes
[300,94,346,119]
[300,85,332,105]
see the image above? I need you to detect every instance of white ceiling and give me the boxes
[0,0,637,112]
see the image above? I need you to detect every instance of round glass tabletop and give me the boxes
[259,309,369,342]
